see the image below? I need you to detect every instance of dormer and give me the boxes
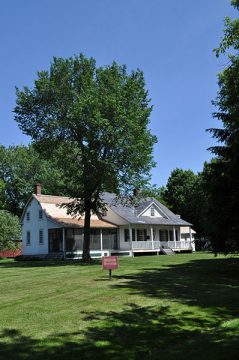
[137,201,168,219]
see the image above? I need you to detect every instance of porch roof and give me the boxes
[32,194,117,228]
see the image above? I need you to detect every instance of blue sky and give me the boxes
[0,0,237,186]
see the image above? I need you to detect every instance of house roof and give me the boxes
[54,218,117,228]
[102,192,192,226]
[31,194,117,228]
[23,192,192,228]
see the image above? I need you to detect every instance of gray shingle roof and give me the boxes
[102,192,192,226]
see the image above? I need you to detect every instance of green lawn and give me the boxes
[0,252,238,360]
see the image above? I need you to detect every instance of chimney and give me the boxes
[34,183,42,195]
[133,188,140,197]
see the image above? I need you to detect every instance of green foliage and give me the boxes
[162,168,207,236]
[0,145,65,217]
[0,210,21,250]
[206,2,239,253]
[214,1,239,57]
[14,54,157,260]
[140,185,168,206]
[231,0,239,10]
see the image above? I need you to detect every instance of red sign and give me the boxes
[102,256,119,270]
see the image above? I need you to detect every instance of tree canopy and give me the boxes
[14,54,157,261]
[140,185,168,206]
[0,210,21,251]
[161,168,206,237]
[0,145,65,217]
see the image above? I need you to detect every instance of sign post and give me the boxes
[102,256,119,279]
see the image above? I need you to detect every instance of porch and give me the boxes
[131,240,193,252]
[120,225,194,253]
[48,227,119,259]
[47,225,194,259]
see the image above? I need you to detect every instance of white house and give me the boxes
[21,185,195,258]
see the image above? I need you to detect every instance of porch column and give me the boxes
[129,224,133,250]
[62,228,65,258]
[150,226,154,250]
[173,226,176,249]
[100,229,103,252]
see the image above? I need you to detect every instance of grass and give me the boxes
[0,252,238,359]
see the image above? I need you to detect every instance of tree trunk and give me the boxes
[82,200,92,262]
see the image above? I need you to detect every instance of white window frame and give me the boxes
[150,207,155,217]
[26,231,31,246]
[39,229,44,245]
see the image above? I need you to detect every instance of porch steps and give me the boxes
[160,247,175,255]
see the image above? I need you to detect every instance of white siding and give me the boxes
[119,226,131,250]
[22,198,50,255]
[180,226,196,235]
[140,203,164,218]
[103,206,128,225]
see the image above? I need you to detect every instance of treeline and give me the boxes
[0,144,67,251]
[143,166,209,240]
[0,144,67,217]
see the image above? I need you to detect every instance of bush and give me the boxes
[0,211,21,251]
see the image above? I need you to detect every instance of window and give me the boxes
[26,212,30,221]
[137,229,147,241]
[124,229,135,242]
[39,210,43,220]
[150,207,155,216]
[169,230,174,241]
[124,229,129,242]
[26,231,31,246]
[181,233,190,240]
[159,230,168,242]
[153,229,156,240]
[39,229,44,245]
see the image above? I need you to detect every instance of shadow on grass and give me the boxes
[0,259,102,268]
[0,258,239,359]
[0,304,238,360]
[110,257,239,319]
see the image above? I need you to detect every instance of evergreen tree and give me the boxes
[206,1,239,253]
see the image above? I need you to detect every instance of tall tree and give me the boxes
[14,54,157,261]
[206,0,239,253]
[162,168,206,236]
[0,145,65,216]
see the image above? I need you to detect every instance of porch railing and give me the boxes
[131,240,192,250]
[131,241,153,250]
